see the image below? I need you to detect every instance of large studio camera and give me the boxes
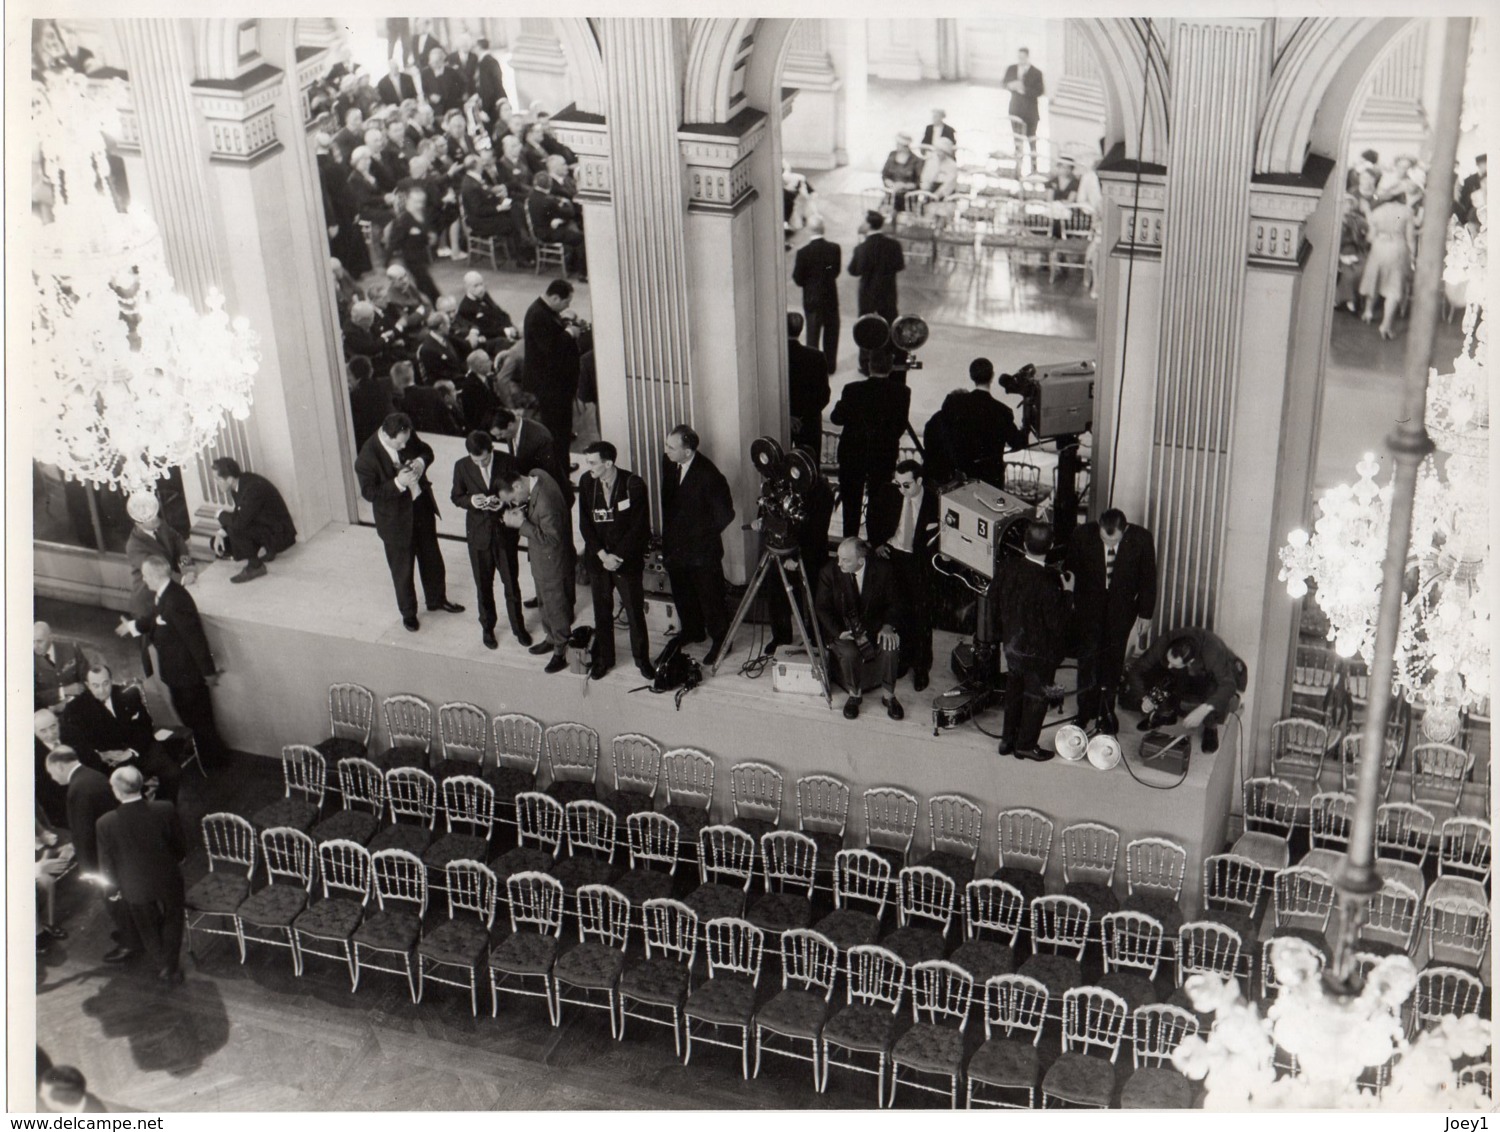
[851,313,930,378]
[998,360,1096,440]
[750,437,820,554]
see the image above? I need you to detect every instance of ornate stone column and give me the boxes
[509,17,572,110]
[781,21,844,170]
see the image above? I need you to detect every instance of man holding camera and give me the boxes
[452,431,532,650]
[816,537,904,721]
[1125,627,1242,754]
[497,466,577,673]
[867,460,939,692]
[578,441,653,681]
[994,521,1074,761]
[1066,507,1156,735]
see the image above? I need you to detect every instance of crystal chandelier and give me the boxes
[30,65,259,495]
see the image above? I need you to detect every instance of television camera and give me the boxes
[996,359,1095,546]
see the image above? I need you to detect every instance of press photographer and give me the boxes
[1125,627,1244,754]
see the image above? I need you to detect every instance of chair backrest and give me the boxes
[492,712,544,774]
[1358,876,1421,953]
[662,748,715,811]
[1201,853,1267,917]
[832,848,894,918]
[506,870,564,936]
[997,807,1054,875]
[1242,777,1300,840]
[370,847,428,916]
[1339,732,1404,793]
[444,858,498,926]
[1176,920,1244,985]
[564,799,618,862]
[963,878,1025,946]
[698,824,756,890]
[1294,646,1341,691]
[641,897,699,967]
[438,701,489,769]
[441,775,495,840]
[627,811,681,875]
[796,773,850,837]
[1101,910,1165,978]
[328,682,375,744]
[385,767,439,827]
[611,733,663,798]
[862,787,920,860]
[1272,865,1336,931]
[1425,894,1491,965]
[1132,1004,1199,1069]
[897,865,957,936]
[317,838,373,903]
[280,744,328,806]
[260,826,316,890]
[1124,836,1187,900]
[761,830,818,897]
[779,928,838,998]
[572,883,629,949]
[1437,817,1492,882]
[900,189,937,223]
[1031,894,1091,958]
[1375,801,1437,862]
[514,790,565,853]
[1410,742,1473,805]
[909,959,974,1029]
[202,812,257,876]
[1061,821,1120,889]
[928,793,984,863]
[982,973,1049,1045]
[845,944,907,1011]
[730,760,784,826]
[1309,792,1356,851]
[545,722,600,786]
[1060,986,1129,1060]
[382,694,433,753]
[703,916,765,983]
[338,757,387,816]
[1413,965,1485,1027]
[1271,718,1329,777]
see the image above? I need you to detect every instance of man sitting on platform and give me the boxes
[1126,627,1243,755]
[210,457,297,584]
[816,537,903,722]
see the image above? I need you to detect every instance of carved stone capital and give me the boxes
[679,108,767,214]
[191,63,284,165]
[1246,180,1321,267]
[295,44,330,127]
[551,110,611,203]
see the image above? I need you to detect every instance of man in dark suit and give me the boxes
[792,217,842,373]
[457,349,501,433]
[829,371,911,538]
[920,109,957,152]
[452,431,532,650]
[489,407,560,483]
[867,460,940,692]
[347,355,392,452]
[498,466,576,672]
[94,767,188,985]
[475,39,507,118]
[1066,508,1157,735]
[786,312,831,454]
[459,155,518,245]
[390,186,440,304]
[44,746,135,963]
[1003,48,1046,171]
[848,211,905,375]
[113,557,230,770]
[62,664,181,804]
[354,412,465,632]
[33,620,88,710]
[522,279,583,461]
[209,457,297,584]
[34,708,70,827]
[377,58,418,107]
[449,33,482,94]
[1126,628,1242,755]
[458,271,519,346]
[661,425,736,666]
[415,312,466,386]
[816,537,904,721]
[994,522,1074,761]
[525,173,587,277]
[420,46,467,116]
[343,301,405,379]
[578,441,653,681]
[928,358,1026,487]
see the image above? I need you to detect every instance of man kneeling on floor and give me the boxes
[210,457,297,583]
[816,537,904,721]
[1125,626,1243,754]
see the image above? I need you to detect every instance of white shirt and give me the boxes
[851,562,866,595]
[124,578,171,638]
[675,453,695,482]
[890,487,924,554]
[381,433,422,499]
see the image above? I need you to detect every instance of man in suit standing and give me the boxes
[867,460,940,692]
[391,186,440,304]
[786,312,831,454]
[661,425,736,667]
[457,349,501,434]
[33,621,88,710]
[792,217,842,373]
[920,109,957,153]
[1003,48,1046,172]
[498,466,576,672]
[94,767,188,986]
[209,457,297,584]
[489,407,561,484]
[1066,508,1157,735]
[829,370,911,539]
[63,664,181,804]
[377,56,418,107]
[452,431,533,651]
[578,441,653,681]
[420,46,467,116]
[347,355,392,453]
[354,412,465,632]
[927,358,1026,487]
[475,39,507,119]
[113,556,230,770]
[816,537,904,721]
[522,279,583,463]
[45,746,134,963]
[847,211,905,376]
[994,522,1074,762]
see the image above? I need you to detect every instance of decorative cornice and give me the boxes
[551,113,611,204]
[679,108,767,214]
[190,65,283,165]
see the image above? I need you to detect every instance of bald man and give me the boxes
[791,216,842,374]
[94,766,187,985]
[815,537,904,721]
[33,621,87,709]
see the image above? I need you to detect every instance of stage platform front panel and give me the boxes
[194,523,1237,905]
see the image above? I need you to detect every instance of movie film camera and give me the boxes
[851,313,930,378]
[748,437,821,554]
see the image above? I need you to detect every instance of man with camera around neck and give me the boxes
[816,537,904,722]
[578,441,653,681]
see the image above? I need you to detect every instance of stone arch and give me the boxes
[1073,18,1169,165]
[683,17,760,123]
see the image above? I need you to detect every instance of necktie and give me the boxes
[895,495,916,552]
[1105,542,1118,587]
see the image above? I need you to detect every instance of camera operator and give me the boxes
[578,441,653,681]
[829,368,911,540]
[758,470,835,656]
[816,538,904,721]
[1125,628,1242,754]
[866,460,938,692]
[924,358,1026,487]
[994,521,1073,761]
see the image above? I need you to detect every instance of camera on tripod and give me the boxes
[997,360,1096,439]
[851,314,930,378]
[750,437,819,555]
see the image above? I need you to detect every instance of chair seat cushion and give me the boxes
[747,891,813,933]
[684,882,748,921]
[491,845,558,883]
[1017,953,1083,998]
[805,830,845,867]
[316,736,368,763]
[604,789,657,820]
[1123,893,1185,935]
[685,975,758,1025]
[916,851,976,887]
[1202,908,1258,946]
[1043,1052,1117,1107]
[1064,880,1120,918]
[1098,971,1159,1012]
[1271,925,1332,959]
[371,745,427,773]
[814,909,881,950]
[546,780,596,807]
[950,939,1015,982]
[311,809,379,846]
[992,866,1046,907]
[419,919,492,966]
[1353,937,1412,959]
[663,804,711,841]
[757,988,830,1038]
[424,833,493,874]
[553,940,626,989]
[293,897,363,941]
[548,855,621,892]
[253,797,320,833]
[484,766,536,803]
[235,884,308,928]
[1231,832,1291,871]
[822,1002,898,1053]
[731,817,777,845]
[433,758,486,783]
[489,931,560,974]
[367,822,434,856]
[892,1022,965,1073]
[353,909,421,952]
[612,868,675,907]
[967,1038,1040,1089]
[620,957,692,1005]
[1121,1066,1194,1109]
[186,872,251,914]
[881,925,947,968]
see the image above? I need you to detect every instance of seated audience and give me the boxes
[881,132,923,212]
[34,621,88,711]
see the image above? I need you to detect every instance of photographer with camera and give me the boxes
[1125,628,1243,754]
[994,521,1073,761]
[578,441,653,681]
[829,367,911,541]
[758,468,835,656]
[452,431,532,650]
[816,537,904,721]
[867,460,939,692]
